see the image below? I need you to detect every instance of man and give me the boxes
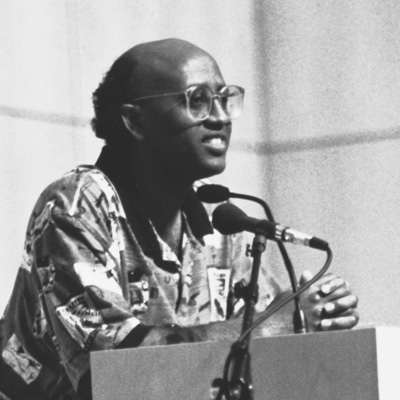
[0,38,358,399]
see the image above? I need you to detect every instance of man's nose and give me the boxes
[207,97,230,125]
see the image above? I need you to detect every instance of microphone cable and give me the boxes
[217,246,333,400]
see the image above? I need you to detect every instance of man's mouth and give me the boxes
[206,137,224,149]
[202,135,228,154]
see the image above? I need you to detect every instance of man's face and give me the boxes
[131,54,232,182]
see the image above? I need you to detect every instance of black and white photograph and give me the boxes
[0,1,399,399]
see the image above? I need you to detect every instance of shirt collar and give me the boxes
[95,146,213,263]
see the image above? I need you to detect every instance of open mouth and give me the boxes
[206,137,224,148]
[202,135,227,154]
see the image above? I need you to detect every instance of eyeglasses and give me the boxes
[130,84,245,122]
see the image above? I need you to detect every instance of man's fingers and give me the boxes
[299,271,338,288]
[322,285,357,304]
[320,313,359,331]
[323,294,358,315]
[320,276,348,295]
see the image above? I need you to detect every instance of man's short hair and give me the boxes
[91,56,134,146]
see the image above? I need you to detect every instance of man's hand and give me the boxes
[299,270,359,331]
[141,270,360,348]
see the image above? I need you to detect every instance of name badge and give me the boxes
[207,266,231,322]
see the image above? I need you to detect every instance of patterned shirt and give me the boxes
[0,147,281,400]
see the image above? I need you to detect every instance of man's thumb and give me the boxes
[299,270,314,286]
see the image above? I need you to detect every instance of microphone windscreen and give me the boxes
[212,203,248,234]
[196,184,230,203]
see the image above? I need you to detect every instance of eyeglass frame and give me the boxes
[128,84,245,122]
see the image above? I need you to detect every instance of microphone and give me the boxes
[197,184,274,221]
[196,184,230,203]
[213,203,329,251]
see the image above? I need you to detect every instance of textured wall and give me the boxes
[1,0,400,329]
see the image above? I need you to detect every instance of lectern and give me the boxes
[91,326,400,400]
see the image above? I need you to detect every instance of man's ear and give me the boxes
[121,104,146,141]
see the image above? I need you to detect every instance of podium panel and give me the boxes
[91,326,400,400]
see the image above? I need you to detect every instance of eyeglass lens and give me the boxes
[187,86,243,121]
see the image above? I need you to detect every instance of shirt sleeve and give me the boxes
[29,168,141,390]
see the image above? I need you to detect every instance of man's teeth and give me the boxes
[208,138,223,147]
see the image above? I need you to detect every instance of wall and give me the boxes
[1,0,399,329]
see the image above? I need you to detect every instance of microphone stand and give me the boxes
[228,191,307,334]
[226,232,267,400]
